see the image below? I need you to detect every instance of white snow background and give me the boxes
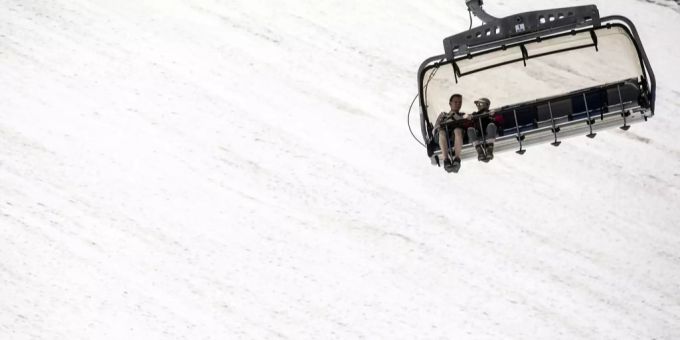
[1,0,679,339]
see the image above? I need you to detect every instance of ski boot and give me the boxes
[485,143,494,161]
[451,157,461,173]
[443,158,453,169]
[475,144,486,161]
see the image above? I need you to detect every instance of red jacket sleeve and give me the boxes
[493,113,504,127]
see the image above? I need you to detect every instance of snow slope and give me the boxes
[1,0,679,339]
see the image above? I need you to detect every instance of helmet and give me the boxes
[474,97,491,106]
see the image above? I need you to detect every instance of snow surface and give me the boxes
[1,0,679,339]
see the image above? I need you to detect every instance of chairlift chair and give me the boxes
[419,0,656,166]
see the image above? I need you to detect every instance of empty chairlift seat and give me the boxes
[500,106,537,136]
[607,81,641,113]
[536,99,572,128]
[570,89,608,121]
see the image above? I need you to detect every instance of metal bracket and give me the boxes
[444,2,600,59]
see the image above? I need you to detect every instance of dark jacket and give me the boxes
[433,111,471,134]
[470,109,504,131]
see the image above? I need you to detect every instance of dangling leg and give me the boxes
[451,128,463,172]
[468,127,485,161]
[453,128,463,160]
[485,123,497,160]
[485,123,497,144]
[438,130,450,162]
[438,129,454,169]
[467,127,478,146]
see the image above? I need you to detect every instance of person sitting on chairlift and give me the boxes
[433,93,470,172]
[467,97,504,162]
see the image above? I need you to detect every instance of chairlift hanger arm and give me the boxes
[465,0,499,24]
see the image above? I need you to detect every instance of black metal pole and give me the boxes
[548,101,561,146]
[617,84,630,130]
[513,109,526,155]
[583,93,596,138]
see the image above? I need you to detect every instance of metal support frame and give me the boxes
[445,124,454,161]
[617,84,631,130]
[547,101,562,146]
[583,93,597,138]
[417,2,656,160]
[512,109,526,155]
[475,114,490,161]
[445,1,600,59]
[476,115,486,143]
